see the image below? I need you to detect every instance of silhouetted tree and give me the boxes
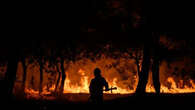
[59,57,66,94]
[136,40,151,94]
[38,56,44,94]
[4,47,19,99]
[152,32,161,94]
[55,62,61,93]
[21,58,27,95]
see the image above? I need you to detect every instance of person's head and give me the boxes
[94,68,101,77]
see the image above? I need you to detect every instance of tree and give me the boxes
[21,58,27,95]
[136,41,151,94]
[38,56,44,94]
[59,57,66,94]
[56,42,72,95]
[152,32,161,94]
[3,47,19,100]
[55,62,61,93]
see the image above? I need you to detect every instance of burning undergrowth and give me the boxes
[8,45,195,100]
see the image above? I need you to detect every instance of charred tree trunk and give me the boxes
[4,56,18,100]
[39,57,43,94]
[21,58,27,95]
[135,0,152,94]
[55,64,61,92]
[59,58,66,94]
[152,33,161,94]
[136,44,151,94]
[152,55,160,94]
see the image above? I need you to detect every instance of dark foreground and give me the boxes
[1,93,195,110]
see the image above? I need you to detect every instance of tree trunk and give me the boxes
[152,33,161,94]
[39,58,43,94]
[152,57,160,93]
[4,56,18,100]
[21,58,27,95]
[136,44,151,94]
[59,58,66,94]
[55,64,61,93]
[135,0,152,94]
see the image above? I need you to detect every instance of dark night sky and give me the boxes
[1,0,195,50]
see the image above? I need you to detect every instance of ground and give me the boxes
[1,93,194,110]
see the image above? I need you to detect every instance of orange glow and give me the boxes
[14,51,195,98]
[24,69,195,96]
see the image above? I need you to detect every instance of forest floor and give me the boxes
[2,93,195,110]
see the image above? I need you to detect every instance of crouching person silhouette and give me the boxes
[89,68,109,104]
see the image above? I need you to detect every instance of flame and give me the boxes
[14,51,195,99]
[24,71,195,97]
[63,69,133,94]
[159,77,195,93]
[61,69,195,94]
[24,75,195,98]
[63,69,89,93]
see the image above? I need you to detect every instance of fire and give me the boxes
[108,78,134,93]
[63,69,195,94]
[24,74,195,97]
[63,69,133,94]
[160,77,195,93]
[11,51,195,99]
[63,69,89,93]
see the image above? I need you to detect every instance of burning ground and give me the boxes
[7,42,195,101]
